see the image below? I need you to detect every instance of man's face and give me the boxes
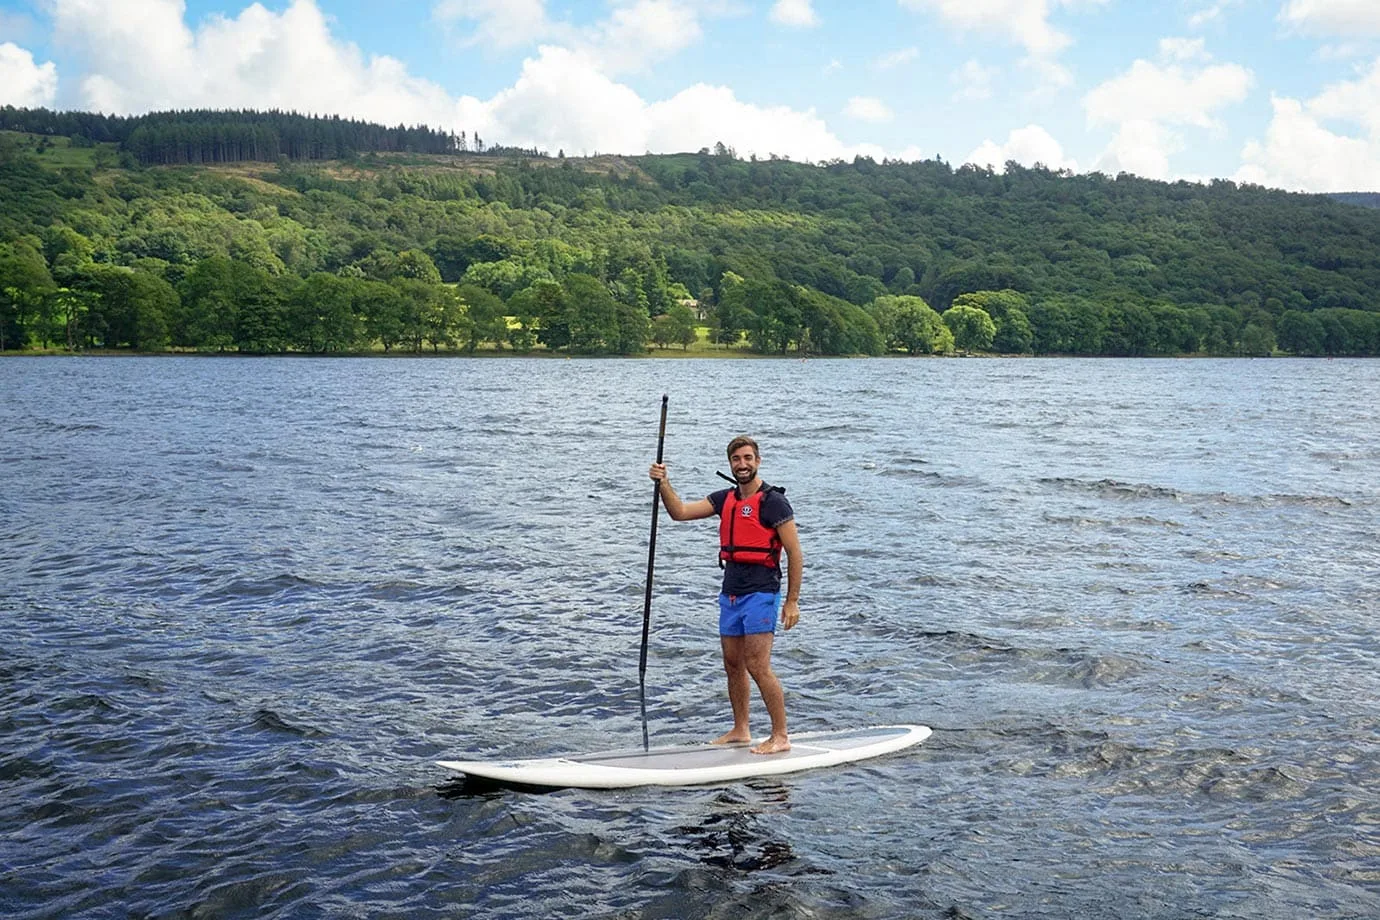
[729,445,760,483]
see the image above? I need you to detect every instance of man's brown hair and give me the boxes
[726,435,759,459]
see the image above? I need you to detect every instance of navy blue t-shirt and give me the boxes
[709,484,794,596]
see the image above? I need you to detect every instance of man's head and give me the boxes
[726,435,760,484]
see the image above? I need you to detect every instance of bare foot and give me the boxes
[712,730,752,745]
[750,735,791,755]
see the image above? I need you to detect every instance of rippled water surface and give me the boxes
[2,356,1378,919]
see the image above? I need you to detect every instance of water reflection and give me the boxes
[436,775,799,873]
[435,776,563,798]
[674,784,800,873]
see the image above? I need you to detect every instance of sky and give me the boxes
[2,0,1380,193]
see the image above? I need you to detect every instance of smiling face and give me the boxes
[726,436,760,484]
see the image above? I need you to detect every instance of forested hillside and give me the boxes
[0,106,521,165]
[2,107,1379,357]
[1330,193,1380,210]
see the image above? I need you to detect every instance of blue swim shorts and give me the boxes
[718,592,781,637]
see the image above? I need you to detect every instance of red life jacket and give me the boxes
[719,486,783,568]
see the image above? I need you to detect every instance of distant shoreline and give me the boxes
[2,349,1338,360]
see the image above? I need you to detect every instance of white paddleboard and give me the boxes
[437,724,930,789]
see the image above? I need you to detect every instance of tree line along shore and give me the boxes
[3,107,1380,358]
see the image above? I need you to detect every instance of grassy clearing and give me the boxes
[646,325,752,356]
[1,131,118,170]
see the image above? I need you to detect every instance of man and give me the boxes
[648,435,802,755]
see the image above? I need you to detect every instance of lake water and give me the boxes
[2,356,1377,919]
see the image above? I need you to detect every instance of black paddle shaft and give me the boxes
[639,394,669,751]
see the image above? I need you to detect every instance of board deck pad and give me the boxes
[438,724,931,789]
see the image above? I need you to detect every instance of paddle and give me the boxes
[639,394,669,751]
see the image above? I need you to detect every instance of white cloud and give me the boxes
[431,0,555,49]
[1096,119,1180,178]
[1158,37,1208,62]
[1019,53,1072,96]
[951,58,998,100]
[1237,96,1380,191]
[434,0,712,74]
[1187,6,1220,28]
[32,0,904,165]
[770,0,819,28]
[49,0,466,124]
[1237,58,1380,191]
[964,124,1078,172]
[0,42,58,108]
[1188,1,1241,30]
[1308,53,1380,136]
[50,0,193,112]
[646,82,862,161]
[1317,42,1368,61]
[471,46,896,162]
[480,46,643,155]
[1279,0,1380,36]
[875,47,920,70]
[898,0,1072,55]
[1082,43,1251,178]
[844,96,892,122]
[587,1,704,73]
[1085,57,1252,130]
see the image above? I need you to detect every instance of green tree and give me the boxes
[1276,310,1325,355]
[795,287,883,355]
[739,280,804,354]
[926,259,1029,311]
[1148,304,1201,354]
[1200,305,1242,356]
[1239,322,1276,356]
[236,273,290,353]
[712,271,752,346]
[611,267,649,313]
[941,303,997,351]
[1338,310,1380,355]
[650,313,676,349]
[513,280,571,351]
[289,272,363,352]
[0,240,56,350]
[992,308,1034,353]
[388,278,462,352]
[1065,300,1108,354]
[652,303,699,350]
[871,294,951,354]
[228,229,287,276]
[176,256,239,350]
[421,283,468,351]
[614,299,651,354]
[360,279,407,351]
[79,265,176,351]
[951,289,1029,322]
[42,286,97,350]
[462,258,552,300]
[564,273,620,354]
[430,234,514,282]
[41,225,95,283]
[1102,302,1156,356]
[457,283,509,352]
[395,249,443,283]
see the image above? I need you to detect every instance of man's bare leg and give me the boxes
[743,632,790,754]
[712,635,753,744]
